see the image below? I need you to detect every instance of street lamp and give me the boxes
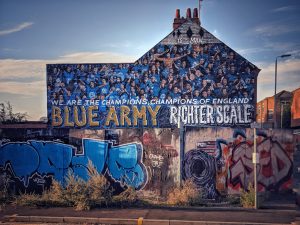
[274,54,292,128]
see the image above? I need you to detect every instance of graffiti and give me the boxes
[0,139,147,193]
[185,128,294,195]
[228,131,293,191]
[107,143,147,189]
[183,149,218,199]
[149,153,164,168]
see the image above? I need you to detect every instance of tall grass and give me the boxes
[167,180,203,206]
[14,160,113,210]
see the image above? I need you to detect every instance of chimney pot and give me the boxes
[193,8,198,18]
[186,8,191,19]
[175,9,180,19]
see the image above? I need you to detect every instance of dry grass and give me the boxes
[167,180,203,206]
[240,183,255,208]
[14,160,112,210]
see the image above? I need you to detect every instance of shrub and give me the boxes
[63,171,90,210]
[240,183,255,208]
[167,180,202,206]
[87,160,112,205]
[13,193,35,206]
[113,187,138,207]
[0,183,9,204]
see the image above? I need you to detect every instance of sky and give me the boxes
[0,0,300,120]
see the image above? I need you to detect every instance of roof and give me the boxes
[0,121,47,129]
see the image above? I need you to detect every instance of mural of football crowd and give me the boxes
[47,21,259,128]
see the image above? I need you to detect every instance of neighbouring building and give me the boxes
[257,87,300,129]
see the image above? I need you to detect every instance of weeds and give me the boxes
[14,160,112,210]
[112,187,139,207]
[240,183,255,208]
[167,180,203,206]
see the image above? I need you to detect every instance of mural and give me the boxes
[183,149,218,198]
[0,139,147,193]
[184,128,294,198]
[0,127,295,197]
[47,21,259,129]
[226,130,293,193]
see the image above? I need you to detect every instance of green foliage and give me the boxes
[240,183,255,208]
[167,180,203,206]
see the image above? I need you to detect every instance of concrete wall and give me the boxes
[184,128,295,196]
[0,126,295,198]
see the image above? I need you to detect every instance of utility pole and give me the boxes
[179,120,185,186]
[251,122,260,209]
[274,54,292,128]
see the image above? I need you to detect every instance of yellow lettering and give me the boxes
[133,106,147,126]
[74,106,87,127]
[51,106,62,127]
[148,105,161,126]
[88,106,99,127]
[120,105,131,126]
[64,106,74,127]
[105,106,119,126]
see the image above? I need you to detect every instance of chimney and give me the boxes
[186,8,192,19]
[193,8,198,18]
[175,9,180,19]
[173,9,186,30]
[192,8,200,25]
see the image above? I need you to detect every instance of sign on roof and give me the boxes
[47,21,259,129]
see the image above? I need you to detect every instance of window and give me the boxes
[267,109,273,121]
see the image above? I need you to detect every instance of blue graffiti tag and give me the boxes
[0,139,147,190]
[108,143,147,189]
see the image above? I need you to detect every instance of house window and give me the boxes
[267,109,273,121]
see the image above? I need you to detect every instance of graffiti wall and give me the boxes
[47,20,259,129]
[0,126,295,197]
[0,128,179,196]
[184,128,295,196]
[69,128,180,196]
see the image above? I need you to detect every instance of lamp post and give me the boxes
[274,54,291,128]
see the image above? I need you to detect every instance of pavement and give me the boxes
[1,205,300,225]
[1,192,299,225]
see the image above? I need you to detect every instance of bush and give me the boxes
[0,183,9,204]
[63,172,90,210]
[13,193,38,206]
[112,187,138,207]
[167,180,202,206]
[87,160,112,205]
[14,160,112,210]
[240,183,255,208]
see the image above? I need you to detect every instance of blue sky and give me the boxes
[0,0,300,120]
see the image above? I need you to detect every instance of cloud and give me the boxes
[271,5,295,13]
[0,22,34,36]
[58,51,136,63]
[250,23,300,37]
[256,58,300,101]
[0,52,136,120]
[235,47,266,56]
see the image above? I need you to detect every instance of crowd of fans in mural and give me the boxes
[47,43,256,105]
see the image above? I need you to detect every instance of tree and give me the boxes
[0,101,28,124]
